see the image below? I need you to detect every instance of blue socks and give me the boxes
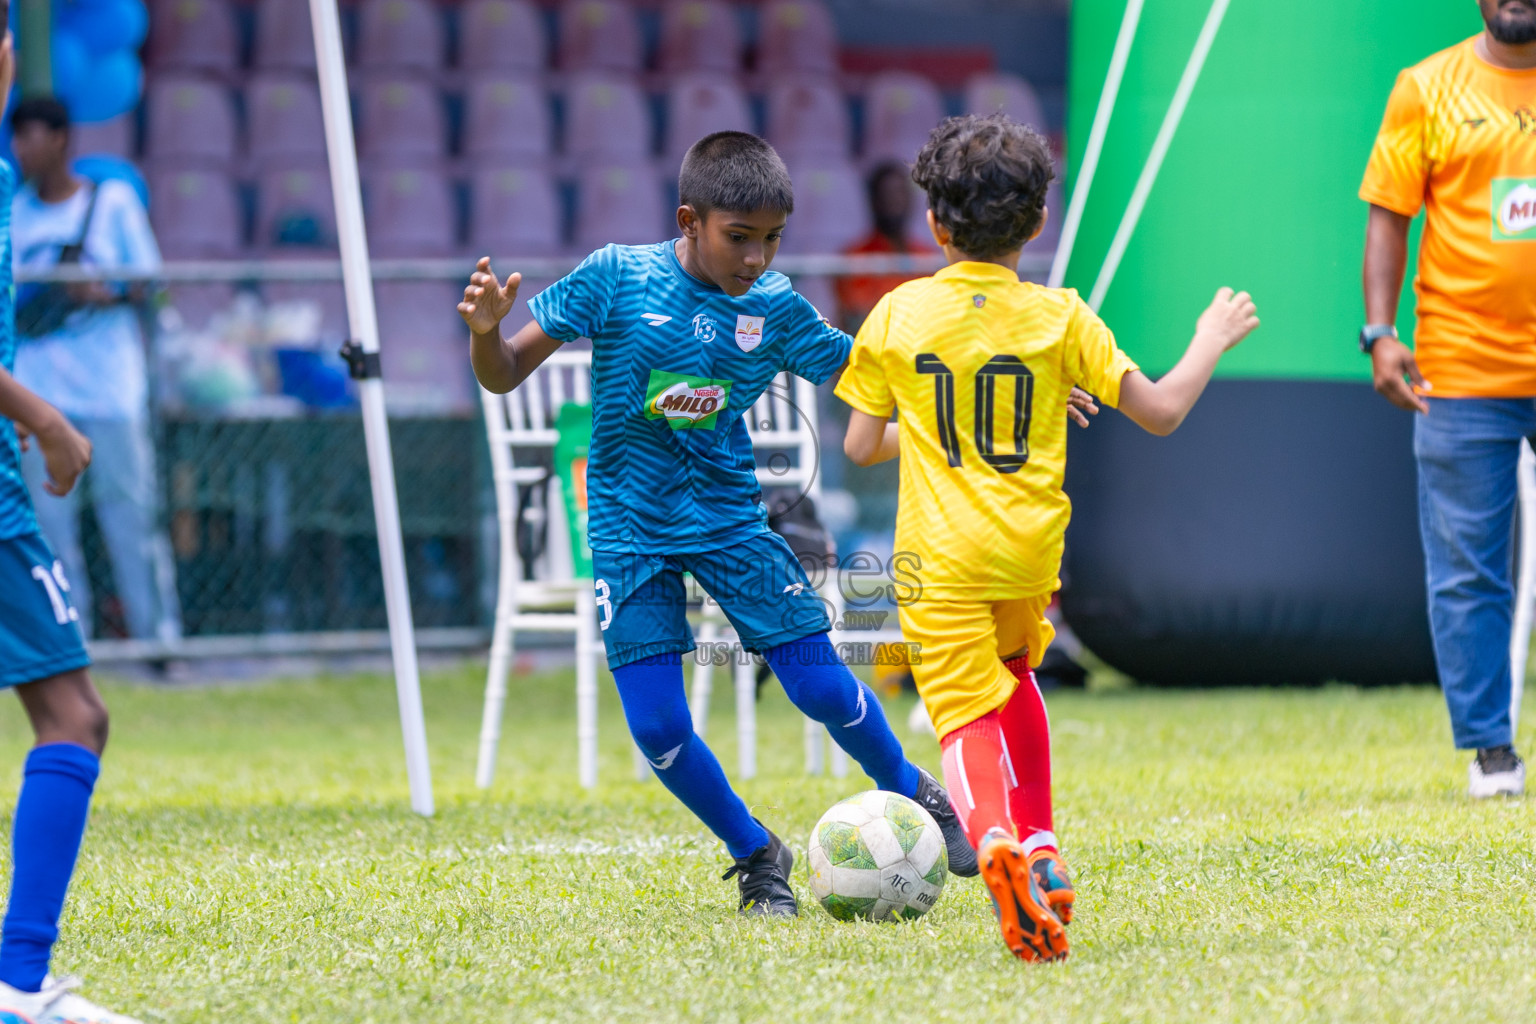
[612,654,770,859]
[765,632,921,799]
[0,743,100,994]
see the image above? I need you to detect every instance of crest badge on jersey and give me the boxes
[734,315,765,353]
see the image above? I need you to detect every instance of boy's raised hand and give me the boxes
[1195,287,1260,352]
[458,257,521,335]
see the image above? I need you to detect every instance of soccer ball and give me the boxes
[807,790,948,922]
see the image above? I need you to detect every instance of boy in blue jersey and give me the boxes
[461,131,976,914]
[0,28,146,1024]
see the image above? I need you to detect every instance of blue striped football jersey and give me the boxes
[528,241,851,554]
[0,162,39,542]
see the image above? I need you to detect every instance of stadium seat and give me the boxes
[377,280,479,414]
[964,72,1047,132]
[150,167,244,258]
[764,79,851,160]
[657,0,742,75]
[462,76,553,163]
[756,0,838,77]
[573,164,669,251]
[862,71,945,165]
[563,74,652,162]
[146,0,238,75]
[246,75,328,169]
[253,0,319,73]
[468,166,563,255]
[353,0,445,75]
[557,0,643,74]
[779,159,869,254]
[358,79,448,165]
[460,0,547,73]
[143,77,238,167]
[364,166,457,257]
[663,74,753,162]
[255,165,339,250]
[71,115,136,160]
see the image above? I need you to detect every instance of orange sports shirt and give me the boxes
[1360,37,1536,397]
[835,263,1139,599]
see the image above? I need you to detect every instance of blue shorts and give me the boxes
[593,530,833,669]
[0,532,91,688]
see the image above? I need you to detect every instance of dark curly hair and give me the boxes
[910,114,1054,259]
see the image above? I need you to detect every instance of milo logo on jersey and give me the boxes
[1493,178,1536,241]
[644,369,733,430]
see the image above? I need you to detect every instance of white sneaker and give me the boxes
[0,975,145,1024]
[1468,746,1526,798]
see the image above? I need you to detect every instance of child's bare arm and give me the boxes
[844,410,900,466]
[0,368,90,496]
[459,257,564,394]
[1117,288,1259,436]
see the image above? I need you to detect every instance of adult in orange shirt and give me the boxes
[835,161,935,332]
[1361,0,1536,798]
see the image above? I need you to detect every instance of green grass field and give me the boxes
[4,661,1534,1023]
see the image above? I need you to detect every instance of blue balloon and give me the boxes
[60,48,142,123]
[50,29,89,100]
[58,0,149,55]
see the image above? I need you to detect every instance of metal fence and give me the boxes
[17,252,1052,661]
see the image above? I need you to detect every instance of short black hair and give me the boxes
[910,114,1054,259]
[10,95,70,134]
[678,131,794,218]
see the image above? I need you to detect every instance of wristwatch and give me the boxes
[1359,324,1398,354]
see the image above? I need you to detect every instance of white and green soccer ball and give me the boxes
[807,790,948,922]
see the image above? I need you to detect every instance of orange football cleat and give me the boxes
[977,831,1068,963]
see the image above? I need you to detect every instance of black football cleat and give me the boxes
[912,767,979,878]
[722,823,798,917]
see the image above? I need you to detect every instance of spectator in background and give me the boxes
[9,97,180,644]
[835,160,935,332]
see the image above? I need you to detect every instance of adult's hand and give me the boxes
[1370,336,1429,414]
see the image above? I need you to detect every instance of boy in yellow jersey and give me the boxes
[835,114,1260,963]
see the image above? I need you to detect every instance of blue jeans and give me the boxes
[21,416,181,642]
[1414,397,1536,750]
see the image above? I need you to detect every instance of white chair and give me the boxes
[477,351,848,788]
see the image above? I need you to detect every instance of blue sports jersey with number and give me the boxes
[528,241,851,554]
[0,162,38,542]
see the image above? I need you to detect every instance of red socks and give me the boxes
[938,712,1012,849]
[1001,657,1056,854]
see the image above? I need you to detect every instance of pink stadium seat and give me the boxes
[664,74,752,162]
[364,166,457,257]
[563,74,651,162]
[354,0,445,75]
[256,165,339,250]
[72,115,136,159]
[468,166,562,255]
[358,79,448,165]
[557,0,642,74]
[757,0,838,77]
[573,165,668,251]
[764,79,850,160]
[150,168,243,258]
[658,0,742,75]
[146,0,238,74]
[462,76,552,163]
[143,77,238,166]
[253,0,319,72]
[459,0,546,73]
[964,72,1046,132]
[377,281,479,413]
[246,75,328,168]
[779,159,869,254]
[862,71,945,164]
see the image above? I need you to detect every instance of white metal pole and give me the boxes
[1510,442,1536,742]
[1047,0,1144,289]
[309,0,434,816]
[1087,0,1232,312]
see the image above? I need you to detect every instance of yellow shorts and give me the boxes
[898,593,1056,742]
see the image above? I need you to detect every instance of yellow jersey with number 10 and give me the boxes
[835,262,1139,600]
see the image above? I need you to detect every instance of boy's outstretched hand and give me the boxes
[1067,387,1099,428]
[458,257,521,335]
[1195,287,1260,351]
[16,417,91,497]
